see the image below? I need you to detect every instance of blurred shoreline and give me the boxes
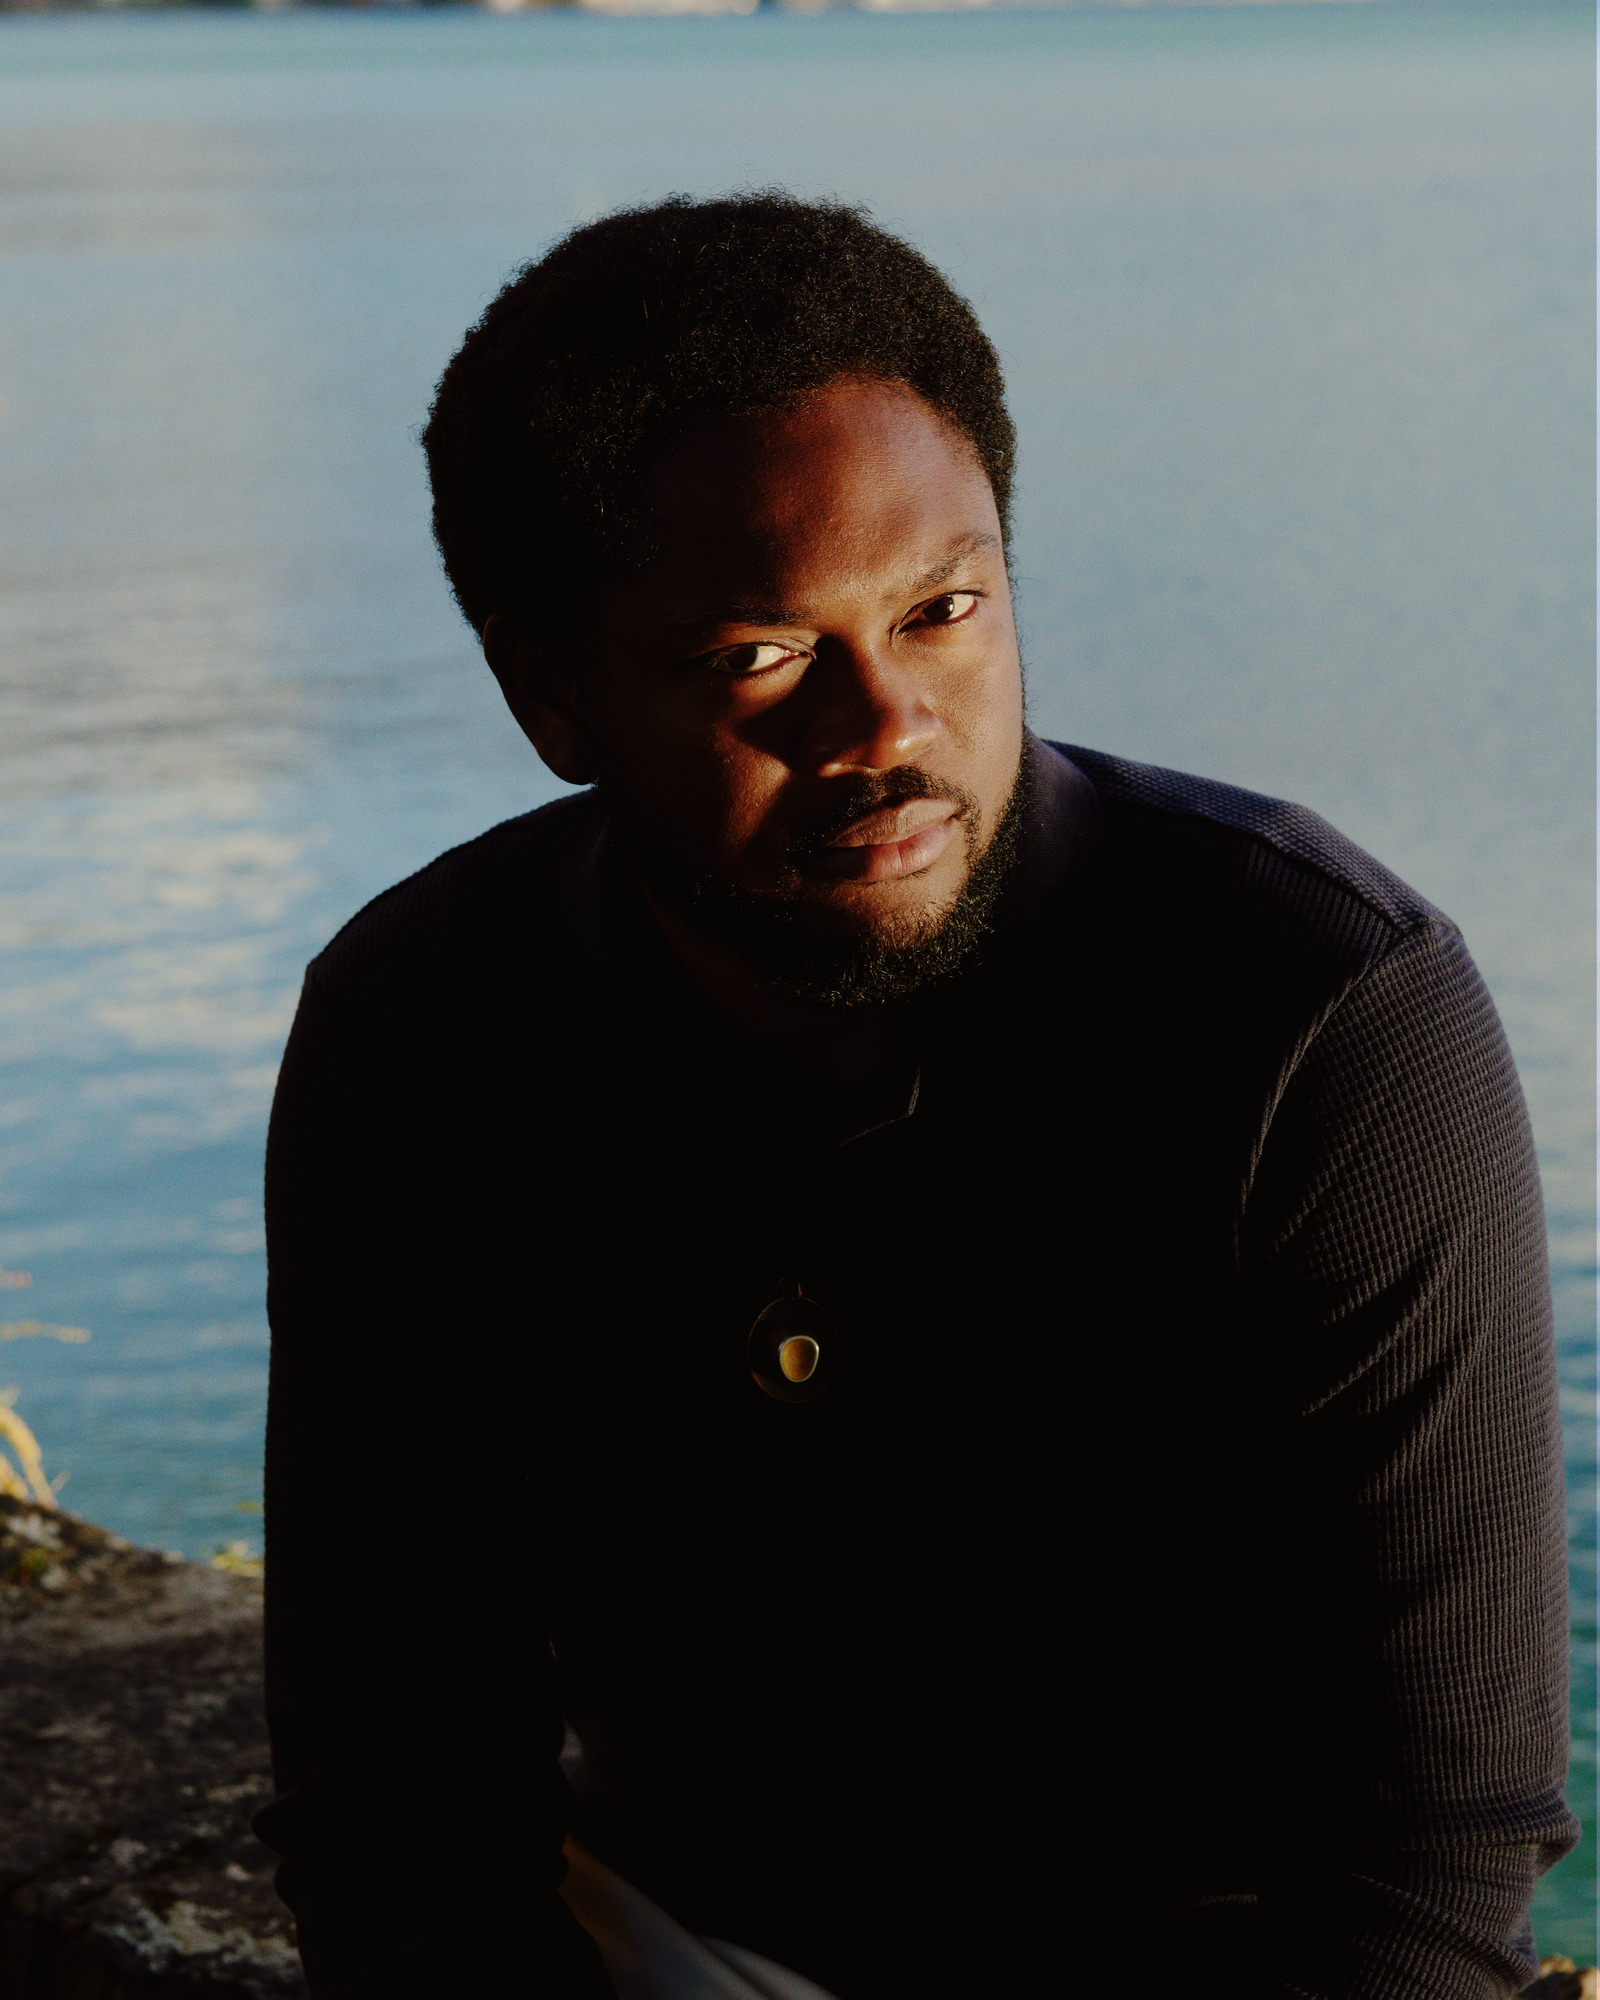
[0,0,1484,19]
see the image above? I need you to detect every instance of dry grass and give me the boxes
[0,1273,85,1508]
[0,1393,57,1509]
[0,1381,264,1577]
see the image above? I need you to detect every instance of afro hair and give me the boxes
[421,191,1015,648]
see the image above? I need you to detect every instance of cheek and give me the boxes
[950,632,1023,757]
[698,733,790,854]
[999,662,1026,747]
[608,703,776,855]
[964,647,1025,822]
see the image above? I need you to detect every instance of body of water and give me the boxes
[0,0,1592,1957]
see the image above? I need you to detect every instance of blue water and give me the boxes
[0,0,1592,1958]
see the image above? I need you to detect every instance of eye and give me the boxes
[705,642,804,678]
[910,592,980,630]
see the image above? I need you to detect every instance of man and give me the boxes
[255,194,1576,2000]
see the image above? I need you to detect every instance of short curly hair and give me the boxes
[421,191,1015,647]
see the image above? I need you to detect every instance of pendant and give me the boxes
[748,1281,835,1404]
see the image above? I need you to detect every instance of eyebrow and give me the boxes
[906,532,1001,596]
[665,531,1001,633]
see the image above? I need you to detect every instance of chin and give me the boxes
[792,885,957,948]
[606,753,1028,1010]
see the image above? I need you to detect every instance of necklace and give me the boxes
[747,1278,835,1404]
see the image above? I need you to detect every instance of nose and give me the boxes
[800,638,941,777]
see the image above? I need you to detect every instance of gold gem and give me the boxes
[777,1334,820,1384]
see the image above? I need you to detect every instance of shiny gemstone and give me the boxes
[777,1334,820,1383]
[748,1290,834,1403]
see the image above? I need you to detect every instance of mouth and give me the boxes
[799,798,961,885]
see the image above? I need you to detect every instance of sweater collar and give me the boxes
[547,732,1105,1153]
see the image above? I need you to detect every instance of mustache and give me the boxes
[783,769,981,858]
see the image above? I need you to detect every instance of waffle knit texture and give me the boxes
[255,738,1576,2000]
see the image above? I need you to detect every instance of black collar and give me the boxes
[542,732,1106,1155]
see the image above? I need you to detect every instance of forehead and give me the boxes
[636,377,1000,605]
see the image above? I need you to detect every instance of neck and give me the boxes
[639,886,891,1085]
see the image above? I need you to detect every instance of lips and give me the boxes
[801,798,960,883]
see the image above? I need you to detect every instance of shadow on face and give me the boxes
[487,375,1025,1012]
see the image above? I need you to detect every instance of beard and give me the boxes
[598,748,1029,1012]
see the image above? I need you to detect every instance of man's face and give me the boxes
[583,376,1025,987]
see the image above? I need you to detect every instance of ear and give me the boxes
[482,614,599,785]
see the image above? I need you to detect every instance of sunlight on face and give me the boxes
[587,376,1025,950]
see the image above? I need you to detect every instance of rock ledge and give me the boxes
[0,1494,303,1998]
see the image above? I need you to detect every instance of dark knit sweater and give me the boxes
[255,737,1576,2000]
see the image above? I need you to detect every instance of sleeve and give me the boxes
[1240,916,1578,2000]
[251,963,616,2000]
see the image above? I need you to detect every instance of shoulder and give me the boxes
[1051,741,1449,978]
[303,789,602,1006]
